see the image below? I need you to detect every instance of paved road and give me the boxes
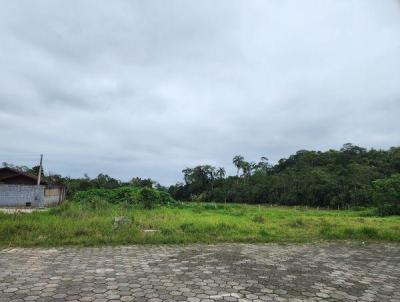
[0,243,399,302]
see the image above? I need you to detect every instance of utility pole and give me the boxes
[37,154,43,186]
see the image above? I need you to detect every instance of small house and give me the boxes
[0,167,66,207]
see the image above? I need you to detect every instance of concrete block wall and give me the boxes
[43,194,61,206]
[0,184,44,207]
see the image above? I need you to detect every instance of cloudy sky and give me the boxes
[1,0,400,185]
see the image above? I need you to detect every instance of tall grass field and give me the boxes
[0,202,399,247]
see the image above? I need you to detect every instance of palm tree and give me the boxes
[232,155,244,177]
[215,167,226,179]
[242,161,252,178]
[257,157,270,175]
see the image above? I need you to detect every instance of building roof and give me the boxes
[0,167,48,185]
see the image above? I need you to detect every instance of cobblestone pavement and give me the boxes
[1,243,399,302]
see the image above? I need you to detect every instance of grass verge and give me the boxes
[0,202,399,247]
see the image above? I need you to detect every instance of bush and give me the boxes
[158,191,176,205]
[372,174,400,216]
[137,187,158,209]
[377,204,400,216]
[72,186,176,208]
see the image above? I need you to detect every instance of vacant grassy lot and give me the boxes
[0,202,399,246]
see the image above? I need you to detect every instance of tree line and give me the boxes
[168,144,400,214]
[2,143,399,214]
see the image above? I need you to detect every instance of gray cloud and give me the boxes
[1,0,400,185]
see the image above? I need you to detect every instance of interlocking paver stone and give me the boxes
[0,243,399,301]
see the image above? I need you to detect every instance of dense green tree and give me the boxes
[372,174,400,215]
[4,143,400,215]
[169,144,400,214]
[130,177,154,188]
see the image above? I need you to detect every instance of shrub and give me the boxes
[372,174,400,216]
[137,187,158,209]
[377,204,400,216]
[158,191,175,205]
[110,187,138,204]
[72,186,176,208]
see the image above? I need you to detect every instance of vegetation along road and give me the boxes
[1,202,399,247]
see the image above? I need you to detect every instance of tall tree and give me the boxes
[215,167,226,179]
[232,155,244,177]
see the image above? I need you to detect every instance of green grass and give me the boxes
[0,202,399,247]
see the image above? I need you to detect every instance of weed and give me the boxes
[289,218,305,228]
[203,203,218,210]
[180,223,197,233]
[360,226,378,238]
[216,222,231,231]
[343,227,356,237]
[318,221,341,239]
[160,227,173,235]
[74,228,91,237]
[252,214,265,223]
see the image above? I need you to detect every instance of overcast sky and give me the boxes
[1,0,400,185]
